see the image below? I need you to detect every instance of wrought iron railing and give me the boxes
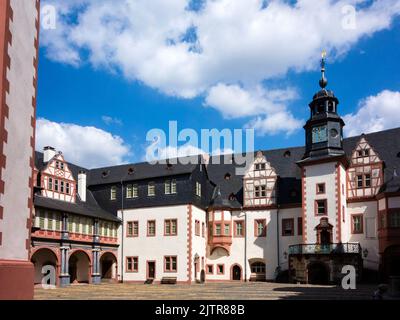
[289,243,361,255]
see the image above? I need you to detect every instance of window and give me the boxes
[48,178,53,190]
[165,180,171,194]
[365,174,371,187]
[48,213,54,231]
[255,163,266,171]
[255,185,267,198]
[60,181,64,193]
[315,199,327,216]
[126,184,133,198]
[389,212,400,228]
[357,175,363,188]
[127,221,138,237]
[39,213,45,229]
[282,218,294,236]
[206,265,214,274]
[215,223,221,236]
[316,183,325,194]
[297,217,303,236]
[165,219,177,236]
[60,162,64,170]
[224,224,230,236]
[68,218,73,232]
[55,161,60,169]
[55,214,61,231]
[164,180,177,195]
[164,256,177,272]
[195,220,200,236]
[110,186,117,200]
[171,180,177,194]
[195,182,202,197]
[235,221,244,237]
[251,262,266,273]
[54,179,59,192]
[148,182,155,196]
[147,220,156,237]
[352,215,364,234]
[126,257,138,272]
[66,183,70,194]
[202,222,205,238]
[217,264,224,275]
[75,218,80,234]
[255,219,266,237]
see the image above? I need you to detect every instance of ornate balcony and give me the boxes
[289,243,361,255]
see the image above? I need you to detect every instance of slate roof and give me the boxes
[88,155,203,186]
[34,127,400,213]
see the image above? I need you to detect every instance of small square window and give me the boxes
[317,183,325,194]
[217,264,224,275]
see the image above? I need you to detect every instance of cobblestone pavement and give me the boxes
[34,282,379,300]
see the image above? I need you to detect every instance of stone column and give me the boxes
[59,246,70,287]
[91,219,101,284]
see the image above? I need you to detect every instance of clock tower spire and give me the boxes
[301,50,345,162]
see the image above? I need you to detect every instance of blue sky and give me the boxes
[36,0,400,168]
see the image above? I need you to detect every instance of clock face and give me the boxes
[312,125,328,143]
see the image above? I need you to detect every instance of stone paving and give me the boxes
[34,282,379,300]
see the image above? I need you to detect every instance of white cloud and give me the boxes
[40,0,400,135]
[343,90,400,137]
[102,115,123,126]
[246,111,303,136]
[36,118,131,168]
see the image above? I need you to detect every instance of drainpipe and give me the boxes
[276,204,281,276]
[120,179,125,283]
[243,206,247,282]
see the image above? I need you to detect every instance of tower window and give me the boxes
[352,215,364,234]
[316,183,326,194]
[315,199,327,216]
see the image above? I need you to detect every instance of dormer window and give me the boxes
[224,173,231,180]
[48,178,53,190]
[255,185,267,198]
[60,162,64,170]
[195,182,202,197]
[110,186,117,200]
[148,182,156,197]
[54,179,59,192]
[55,161,60,169]
[66,183,70,194]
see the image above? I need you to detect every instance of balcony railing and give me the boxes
[289,243,361,255]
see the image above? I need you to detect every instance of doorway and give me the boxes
[147,261,156,279]
[232,265,242,281]
[307,262,330,285]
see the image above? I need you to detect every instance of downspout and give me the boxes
[120,180,124,283]
[276,204,281,278]
[243,206,247,281]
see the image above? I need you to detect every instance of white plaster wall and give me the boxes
[190,205,207,281]
[304,162,338,243]
[0,0,38,260]
[207,209,279,281]
[345,201,379,271]
[118,205,190,282]
[278,207,302,271]
[378,198,386,211]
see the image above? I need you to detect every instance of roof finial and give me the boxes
[319,49,328,89]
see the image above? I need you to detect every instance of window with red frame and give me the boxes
[282,218,294,236]
[255,219,266,237]
[126,257,138,272]
[164,256,177,272]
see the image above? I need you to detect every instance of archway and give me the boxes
[383,246,400,279]
[231,264,242,281]
[100,252,117,281]
[31,248,58,285]
[69,250,91,284]
[307,262,330,285]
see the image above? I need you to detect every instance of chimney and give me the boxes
[43,146,56,162]
[78,170,87,202]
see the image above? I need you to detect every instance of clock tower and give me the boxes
[302,51,345,162]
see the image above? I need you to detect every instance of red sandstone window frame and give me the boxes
[147,220,156,237]
[234,220,245,237]
[206,264,214,275]
[351,214,364,234]
[254,219,267,237]
[316,183,326,195]
[164,219,178,236]
[217,264,225,275]
[315,199,328,216]
[126,256,138,273]
[282,218,294,237]
[164,256,178,272]
[126,221,138,237]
